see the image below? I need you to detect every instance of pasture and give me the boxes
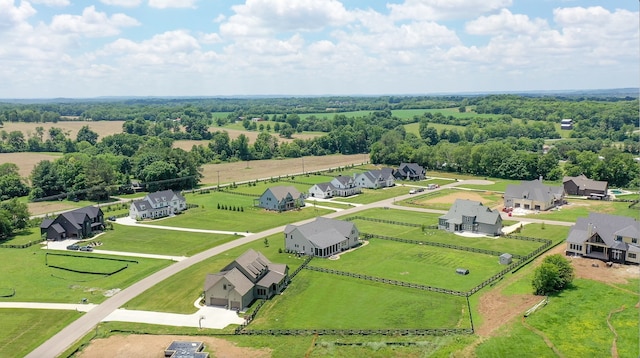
[400,188,503,210]
[0,120,125,142]
[0,152,62,178]
[249,270,471,330]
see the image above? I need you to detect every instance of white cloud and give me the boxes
[388,0,512,21]
[102,30,201,57]
[466,9,548,35]
[100,0,143,7]
[220,0,352,37]
[148,0,197,9]
[30,0,70,6]
[0,0,36,31]
[50,6,140,37]
[199,32,222,44]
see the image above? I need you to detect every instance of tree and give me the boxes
[532,254,574,295]
[76,125,99,145]
[0,199,30,231]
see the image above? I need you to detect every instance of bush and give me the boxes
[532,254,574,295]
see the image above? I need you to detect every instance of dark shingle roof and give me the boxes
[505,179,564,202]
[439,199,500,225]
[563,174,608,192]
[267,186,302,201]
[566,213,640,251]
[284,217,356,248]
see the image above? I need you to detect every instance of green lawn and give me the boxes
[85,225,239,256]
[0,228,43,246]
[249,270,470,330]
[521,199,638,222]
[0,246,171,304]
[338,186,414,204]
[308,200,354,210]
[309,239,503,292]
[343,207,441,225]
[0,309,83,358]
[479,279,640,358]
[150,192,331,233]
[399,188,504,211]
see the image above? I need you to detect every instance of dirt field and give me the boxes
[199,154,368,186]
[0,121,126,141]
[77,334,271,358]
[172,129,320,150]
[0,152,62,178]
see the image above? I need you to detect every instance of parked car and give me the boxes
[108,216,116,221]
[79,246,93,252]
[409,189,416,194]
[66,244,80,250]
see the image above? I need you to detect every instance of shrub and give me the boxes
[532,254,574,295]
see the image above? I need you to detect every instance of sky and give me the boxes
[0,0,638,98]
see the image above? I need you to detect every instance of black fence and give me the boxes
[501,234,552,244]
[363,233,521,259]
[223,190,258,198]
[0,238,45,249]
[238,327,473,336]
[346,216,437,229]
[305,265,467,296]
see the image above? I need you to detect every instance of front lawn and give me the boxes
[521,199,638,222]
[338,186,415,204]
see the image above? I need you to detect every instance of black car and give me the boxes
[108,216,116,221]
[66,244,80,250]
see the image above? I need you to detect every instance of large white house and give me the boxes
[308,176,361,199]
[129,190,187,220]
[284,217,359,257]
[354,168,395,189]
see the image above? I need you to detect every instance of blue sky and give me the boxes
[0,0,637,98]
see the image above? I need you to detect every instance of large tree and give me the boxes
[532,254,575,295]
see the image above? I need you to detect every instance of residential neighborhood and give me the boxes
[284,217,360,257]
[504,179,565,211]
[129,190,187,220]
[40,206,104,241]
[354,168,395,189]
[308,175,361,199]
[256,186,305,212]
[438,199,503,236]
[562,174,608,198]
[393,163,426,181]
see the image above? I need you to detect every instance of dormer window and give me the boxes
[615,236,622,242]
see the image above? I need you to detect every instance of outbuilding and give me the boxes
[499,253,513,265]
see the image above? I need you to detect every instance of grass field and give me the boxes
[399,188,503,211]
[521,199,638,222]
[149,192,331,233]
[250,270,471,330]
[477,279,640,358]
[85,225,239,256]
[0,309,82,358]
[0,246,171,304]
[309,239,503,292]
[337,186,413,204]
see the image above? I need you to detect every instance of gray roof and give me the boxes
[439,199,501,225]
[229,248,270,281]
[51,223,65,234]
[563,174,608,192]
[266,186,302,201]
[332,175,353,186]
[256,269,286,288]
[146,189,184,204]
[204,267,254,296]
[504,179,564,202]
[311,182,333,192]
[285,217,356,248]
[40,219,54,229]
[398,163,424,175]
[566,213,640,252]
[358,168,394,182]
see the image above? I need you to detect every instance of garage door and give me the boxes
[230,301,241,310]
[210,298,227,306]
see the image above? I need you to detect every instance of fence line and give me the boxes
[346,216,437,229]
[238,327,473,336]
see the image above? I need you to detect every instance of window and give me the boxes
[223,284,227,290]
[633,238,637,244]
[629,253,637,259]
[615,236,622,242]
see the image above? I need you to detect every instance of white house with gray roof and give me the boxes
[203,249,289,309]
[504,179,565,211]
[354,168,395,189]
[129,190,186,220]
[565,213,640,264]
[284,217,359,257]
[308,176,361,199]
[257,185,305,211]
[439,199,503,236]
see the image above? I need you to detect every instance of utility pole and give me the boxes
[302,157,305,174]
[217,170,220,190]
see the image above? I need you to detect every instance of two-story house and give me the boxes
[129,190,187,220]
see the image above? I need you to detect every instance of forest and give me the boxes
[0,93,638,207]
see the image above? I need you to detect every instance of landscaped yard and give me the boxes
[250,269,471,330]
[520,199,638,222]
[399,188,503,211]
[338,186,415,204]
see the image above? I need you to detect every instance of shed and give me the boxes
[455,268,469,275]
[499,253,513,265]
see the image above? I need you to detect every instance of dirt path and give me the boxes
[77,334,271,358]
[521,316,565,357]
[606,306,626,358]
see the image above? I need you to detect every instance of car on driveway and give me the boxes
[66,244,80,250]
[79,246,93,252]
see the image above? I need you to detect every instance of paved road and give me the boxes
[26,179,571,357]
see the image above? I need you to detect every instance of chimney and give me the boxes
[587,223,593,237]
[539,175,543,182]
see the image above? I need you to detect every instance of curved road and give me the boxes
[27,180,571,357]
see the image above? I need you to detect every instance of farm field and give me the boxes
[0,246,172,304]
[0,120,126,142]
[0,152,62,178]
[84,224,240,257]
[148,192,332,233]
[249,269,471,330]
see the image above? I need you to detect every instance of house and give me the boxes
[504,179,565,211]
[565,213,640,264]
[560,118,573,130]
[40,206,104,241]
[354,168,395,189]
[438,199,503,236]
[203,249,289,310]
[284,217,360,257]
[308,176,361,199]
[256,186,305,211]
[394,163,426,181]
[129,190,187,220]
[563,174,608,198]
